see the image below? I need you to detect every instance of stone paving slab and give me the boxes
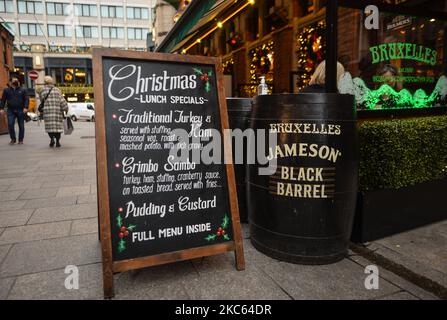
[8,182,43,191]
[18,187,59,200]
[0,221,72,245]
[348,253,437,300]
[0,244,11,265]
[0,200,27,212]
[271,260,400,300]
[22,196,78,210]
[115,282,190,300]
[183,265,291,300]
[377,291,418,300]
[0,277,15,299]
[0,233,101,278]
[70,218,98,236]
[0,209,34,228]
[56,186,91,198]
[0,190,24,202]
[28,203,97,224]
[7,263,103,300]
[369,222,447,289]
[77,194,97,204]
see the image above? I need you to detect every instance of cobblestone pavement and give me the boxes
[0,121,440,300]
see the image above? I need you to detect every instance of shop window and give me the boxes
[74,68,86,83]
[336,7,447,110]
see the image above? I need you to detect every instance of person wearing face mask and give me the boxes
[0,77,29,145]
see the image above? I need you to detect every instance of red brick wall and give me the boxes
[337,8,361,76]
[273,26,293,93]
[0,25,14,89]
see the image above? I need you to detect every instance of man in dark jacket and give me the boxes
[0,77,29,144]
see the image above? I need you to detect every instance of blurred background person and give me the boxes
[0,77,29,145]
[301,60,346,93]
[39,76,68,148]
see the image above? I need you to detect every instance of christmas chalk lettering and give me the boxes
[94,50,244,298]
[105,61,233,258]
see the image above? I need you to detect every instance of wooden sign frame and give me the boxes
[92,48,245,299]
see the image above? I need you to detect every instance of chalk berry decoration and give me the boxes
[193,68,213,92]
[205,215,231,241]
[116,214,136,252]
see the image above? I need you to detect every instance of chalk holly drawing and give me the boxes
[205,214,231,241]
[193,68,213,92]
[116,214,136,253]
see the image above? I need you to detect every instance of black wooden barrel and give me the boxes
[227,98,253,223]
[247,93,358,264]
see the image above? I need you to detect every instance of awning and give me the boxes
[156,0,242,53]
[157,0,217,52]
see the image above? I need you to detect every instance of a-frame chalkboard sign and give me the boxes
[93,48,245,298]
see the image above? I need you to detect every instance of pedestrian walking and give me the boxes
[0,77,29,144]
[39,76,68,148]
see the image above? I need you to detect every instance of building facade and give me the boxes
[152,0,178,48]
[1,0,155,101]
[156,0,447,98]
[0,23,14,134]
[0,22,14,88]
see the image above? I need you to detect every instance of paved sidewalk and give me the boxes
[0,121,440,300]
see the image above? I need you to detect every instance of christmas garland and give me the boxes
[296,21,326,91]
[249,41,274,82]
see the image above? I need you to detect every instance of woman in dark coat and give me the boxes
[39,76,68,147]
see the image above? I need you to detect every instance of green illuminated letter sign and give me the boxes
[369,42,437,65]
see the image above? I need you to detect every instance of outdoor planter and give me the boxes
[351,177,447,243]
[351,115,447,243]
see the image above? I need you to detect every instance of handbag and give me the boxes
[63,116,74,135]
[24,113,31,122]
[38,87,53,113]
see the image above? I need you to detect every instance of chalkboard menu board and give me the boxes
[93,49,244,298]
